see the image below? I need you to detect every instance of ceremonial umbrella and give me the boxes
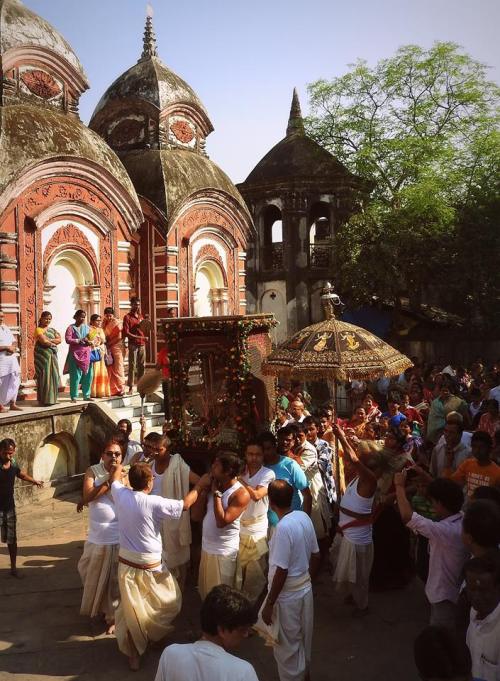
[262,284,413,493]
[262,285,412,383]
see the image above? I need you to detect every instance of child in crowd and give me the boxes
[444,431,500,498]
[411,478,438,583]
[0,438,43,577]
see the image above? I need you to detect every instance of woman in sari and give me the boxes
[362,393,382,423]
[65,310,92,403]
[345,406,369,438]
[88,314,111,399]
[102,307,125,396]
[408,381,430,421]
[34,311,61,406]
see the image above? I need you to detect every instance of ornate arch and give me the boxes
[194,244,228,287]
[43,223,99,283]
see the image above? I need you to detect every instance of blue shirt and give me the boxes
[382,411,407,429]
[266,456,309,527]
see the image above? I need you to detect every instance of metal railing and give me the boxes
[310,244,334,269]
[262,244,284,271]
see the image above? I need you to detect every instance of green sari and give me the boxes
[34,326,60,406]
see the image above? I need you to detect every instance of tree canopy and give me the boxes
[306,42,500,324]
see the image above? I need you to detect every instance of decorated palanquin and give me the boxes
[163,315,276,469]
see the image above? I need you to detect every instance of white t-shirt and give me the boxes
[240,466,275,540]
[87,479,119,545]
[154,640,259,681]
[111,481,183,559]
[467,601,500,681]
[123,440,143,466]
[268,510,319,602]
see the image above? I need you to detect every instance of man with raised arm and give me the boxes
[110,461,205,671]
[331,423,384,616]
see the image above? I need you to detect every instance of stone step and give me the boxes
[131,413,165,439]
[108,401,163,420]
[104,394,148,409]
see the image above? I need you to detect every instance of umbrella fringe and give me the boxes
[262,359,413,382]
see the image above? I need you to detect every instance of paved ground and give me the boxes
[0,495,428,681]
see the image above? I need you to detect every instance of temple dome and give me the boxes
[0,0,87,82]
[243,89,360,190]
[90,14,213,136]
[0,105,142,228]
[120,147,249,224]
[92,58,212,131]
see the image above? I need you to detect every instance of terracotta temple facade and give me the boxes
[0,0,254,396]
[237,90,370,344]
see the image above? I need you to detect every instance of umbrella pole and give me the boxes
[333,380,342,499]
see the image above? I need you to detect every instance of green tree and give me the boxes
[306,43,500,316]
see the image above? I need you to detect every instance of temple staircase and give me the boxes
[101,393,165,441]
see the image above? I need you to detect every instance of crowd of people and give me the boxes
[0,298,174,412]
[2,356,500,680]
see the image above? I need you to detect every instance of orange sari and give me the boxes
[103,318,125,396]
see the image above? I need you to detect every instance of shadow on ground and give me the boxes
[0,497,427,681]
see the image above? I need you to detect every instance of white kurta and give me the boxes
[111,482,184,656]
[154,640,259,681]
[467,601,500,681]
[264,511,318,681]
[0,325,20,406]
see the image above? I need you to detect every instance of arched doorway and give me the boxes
[33,432,77,484]
[194,260,227,317]
[45,249,97,383]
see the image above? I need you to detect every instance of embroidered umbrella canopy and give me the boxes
[262,285,412,382]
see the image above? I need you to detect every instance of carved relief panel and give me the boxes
[18,66,64,108]
[167,115,196,149]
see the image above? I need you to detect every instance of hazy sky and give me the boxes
[27,0,500,183]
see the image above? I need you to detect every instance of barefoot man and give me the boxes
[110,462,205,670]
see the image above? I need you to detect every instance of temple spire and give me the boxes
[139,4,158,62]
[286,87,305,137]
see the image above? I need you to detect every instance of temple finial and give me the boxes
[286,87,305,137]
[139,4,158,62]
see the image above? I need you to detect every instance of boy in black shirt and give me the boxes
[0,438,43,577]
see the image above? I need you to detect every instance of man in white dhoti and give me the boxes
[155,584,259,681]
[78,435,127,634]
[258,480,320,681]
[109,461,205,670]
[192,451,250,601]
[0,311,21,412]
[148,431,200,587]
[237,440,275,602]
[330,424,382,616]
